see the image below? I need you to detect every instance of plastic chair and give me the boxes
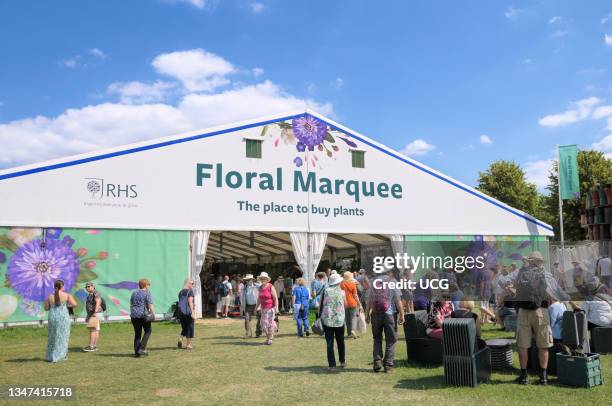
[442,318,491,387]
[403,311,443,365]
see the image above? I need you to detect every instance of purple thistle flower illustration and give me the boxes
[292,115,327,151]
[7,238,79,302]
[45,228,63,239]
[296,142,306,152]
[0,252,6,263]
[293,157,303,167]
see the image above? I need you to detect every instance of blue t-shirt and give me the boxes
[130,289,153,318]
[293,286,310,306]
[311,280,325,298]
[548,302,565,340]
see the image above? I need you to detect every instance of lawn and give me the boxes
[0,316,609,405]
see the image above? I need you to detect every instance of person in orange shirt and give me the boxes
[340,271,362,339]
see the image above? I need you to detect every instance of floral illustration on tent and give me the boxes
[0,227,109,321]
[261,114,359,169]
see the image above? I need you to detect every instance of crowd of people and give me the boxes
[41,253,611,383]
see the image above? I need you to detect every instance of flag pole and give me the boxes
[557,145,566,274]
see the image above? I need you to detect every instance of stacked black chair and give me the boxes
[562,310,590,353]
[403,311,443,365]
[592,327,612,354]
[442,318,491,387]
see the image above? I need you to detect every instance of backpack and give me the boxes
[515,268,547,310]
[86,292,107,314]
[370,277,392,313]
[178,289,191,316]
[220,282,229,297]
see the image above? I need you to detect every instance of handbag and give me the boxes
[355,308,367,334]
[311,289,326,336]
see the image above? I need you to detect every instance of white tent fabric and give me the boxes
[290,232,328,291]
[189,231,210,318]
[390,234,410,276]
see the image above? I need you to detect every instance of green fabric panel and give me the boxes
[0,227,188,323]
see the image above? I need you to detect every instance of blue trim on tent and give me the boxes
[0,113,304,181]
[0,112,553,232]
[319,119,554,232]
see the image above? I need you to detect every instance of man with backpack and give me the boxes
[365,267,404,373]
[83,282,105,352]
[220,275,232,318]
[506,251,552,385]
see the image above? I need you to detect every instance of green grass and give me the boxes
[0,317,609,405]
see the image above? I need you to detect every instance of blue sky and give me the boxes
[1,0,611,191]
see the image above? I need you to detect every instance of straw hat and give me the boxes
[343,271,354,281]
[243,274,254,280]
[258,272,271,282]
[328,273,343,286]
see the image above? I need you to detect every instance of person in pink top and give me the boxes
[256,272,279,345]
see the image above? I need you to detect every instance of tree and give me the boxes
[543,150,612,241]
[476,160,541,218]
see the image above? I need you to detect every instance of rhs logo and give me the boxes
[85,178,138,200]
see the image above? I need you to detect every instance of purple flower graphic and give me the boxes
[7,238,79,302]
[20,299,42,316]
[0,252,6,263]
[293,157,303,167]
[45,228,63,239]
[296,142,306,152]
[292,115,327,151]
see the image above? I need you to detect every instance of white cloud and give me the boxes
[521,58,533,64]
[505,6,520,20]
[107,81,174,104]
[538,97,602,127]
[524,159,553,189]
[549,30,567,39]
[332,78,344,89]
[87,48,107,59]
[549,16,562,24]
[602,13,612,25]
[401,139,436,156]
[250,2,264,13]
[592,105,612,120]
[0,81,332,169]
[592,134,612,152]
[252,67,264,78]
[167,0,206,8]
[606,34,612,46]
[479,134,493,145]
[1,48,334,168]
[307,83,317,95]
[59,58,78,68]
[152,49,235,92]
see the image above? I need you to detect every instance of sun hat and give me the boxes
[527,251,544,262]
[258,272,271,282]
[243,274,254,280]
[330,269,338,275]
[343,271,354,281]
[328,273,343,286]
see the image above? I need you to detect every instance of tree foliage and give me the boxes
[476,160,540,218]
[477,151,612,241]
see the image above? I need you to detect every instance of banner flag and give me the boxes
[559,145,580,200]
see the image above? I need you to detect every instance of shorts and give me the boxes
[516,308,553,349]
[87,313,103,332]
[221,296,230,307]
